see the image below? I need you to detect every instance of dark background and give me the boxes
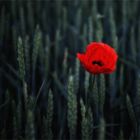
[0,0,140,140]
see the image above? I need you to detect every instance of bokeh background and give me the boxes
[0,0,140,139]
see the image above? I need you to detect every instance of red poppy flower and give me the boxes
[77,42,118,74]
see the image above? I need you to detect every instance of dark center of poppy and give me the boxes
[92,61,104,66]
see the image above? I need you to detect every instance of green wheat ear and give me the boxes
[42,89,53,140]
[32,25,42,72]
[25,96,35,140]
[40,89,53,140]
[24,36,30,80]
[46,89,53,140]
[80,99,93,140]
[67,75,77,140]
[17,37,25,81]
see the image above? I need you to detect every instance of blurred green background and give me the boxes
[0,0,140,139]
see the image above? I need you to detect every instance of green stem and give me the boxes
[86,75,96,116]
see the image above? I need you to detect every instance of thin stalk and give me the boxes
[85,75,95,115]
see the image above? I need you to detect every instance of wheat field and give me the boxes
[0,0,140,139]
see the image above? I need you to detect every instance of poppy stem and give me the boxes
[92,75,96,85]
